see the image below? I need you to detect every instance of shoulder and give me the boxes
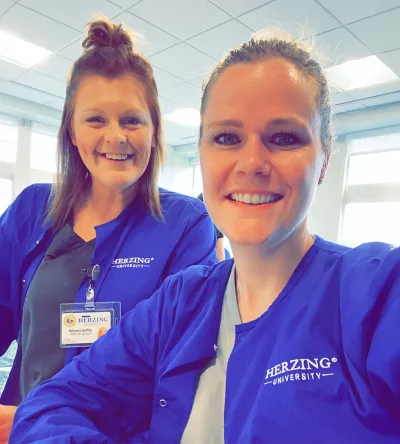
[161,259,232,305]
[159,188,207,216]
[313,237,400,321]
[6,183,51,223]
[313,236,398,271]
[15,183,52,207]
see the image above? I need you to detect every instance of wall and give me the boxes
[307,139,347,242]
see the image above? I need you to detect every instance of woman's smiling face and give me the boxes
[200,58,327,247]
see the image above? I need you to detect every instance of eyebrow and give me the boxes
[206,117,307,129]
[269,118,305,126]
[83,108,143,115]
[207,119,244,129]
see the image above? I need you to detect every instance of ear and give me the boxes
[318,154,330,185]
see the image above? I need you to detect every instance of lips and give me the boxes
[97,152,135,161]
[228,192,283,205]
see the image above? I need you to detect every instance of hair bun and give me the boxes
[82,19,134,52]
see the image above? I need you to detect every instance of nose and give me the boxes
[105,121,127,145]
[235,135,272,176]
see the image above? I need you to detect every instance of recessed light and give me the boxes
[327,55,398,92]
[0,30,52,68]
[164,108,200,128]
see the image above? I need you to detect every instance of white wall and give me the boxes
[308,139,347,242]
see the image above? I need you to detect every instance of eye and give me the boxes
[121,117,142,126]
[270,132,300,147]
[212,131,240,146]
[86,116,105,123]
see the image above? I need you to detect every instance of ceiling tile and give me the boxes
[34,55,74,82]
[0,79,56,104]
[114,11,179,56]
[153,67,184,91]
[318,0,400,24]
[187,19,252,60]
[18,0,122,31]
[150,43,216,80]
[160,82,202,108]
[360,91,400,108]
[348,9,400,54]
[333,102,364,114]
[58,39,84,61]
[107,0,141,9]
[0,4,81,51]
[345,80,400,101]
[129,0,230,40]
[158,97,181,115]
[0,0,14,17]
[16,70,66,97]
[189,76,205,88]
[210,0,274,17]
[45,97,65,111]
[239,0,340,37]
[0,60,27,80]
[378,49,400,77]
[313,27,371,68]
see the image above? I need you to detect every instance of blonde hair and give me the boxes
[200,30,332,155]
[47,18,165,231]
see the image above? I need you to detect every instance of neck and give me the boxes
[233,224,314,323]
[73,180,137,241]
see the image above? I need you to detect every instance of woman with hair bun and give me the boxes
[0,18,217,441]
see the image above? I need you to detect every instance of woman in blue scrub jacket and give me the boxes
[9,32,400,444]
[0,18,217,440]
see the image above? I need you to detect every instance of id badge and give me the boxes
[60,302,121,348]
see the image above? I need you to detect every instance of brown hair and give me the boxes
[47,18,165,231]
[200,31,332,155]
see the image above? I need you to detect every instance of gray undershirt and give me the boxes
[181,264,241,444]
[19,224,95,400]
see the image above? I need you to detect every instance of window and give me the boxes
[0,122,18,164]
[347,150,400,186]
[0,341,17,396]
[341,132,400,247]
[0,178,12,215]
[341,202,400,247]
[30,132,57,172]
[193,165,203,198]
[172,168,194,195]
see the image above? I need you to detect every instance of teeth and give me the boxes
[230,193,281,205]
[105,153,128,160]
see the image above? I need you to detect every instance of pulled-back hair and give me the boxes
[47,18,165,231]
[200,31,332,155]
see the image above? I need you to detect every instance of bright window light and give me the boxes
[0,31,52,68]
[327,55,398,91]
[164,108,200,128]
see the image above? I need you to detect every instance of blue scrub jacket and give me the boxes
[9,236,400,443]
[0,183,217,404]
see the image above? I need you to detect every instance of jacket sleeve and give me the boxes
[164,200,217,277]
[0,200,18,356]
[366,247,400,418]
[9,275,176,444]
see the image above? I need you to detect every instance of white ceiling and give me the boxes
[1,0,400,149]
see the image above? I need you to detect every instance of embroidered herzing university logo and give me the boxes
[264,357,338,387]
[111,257,154,269]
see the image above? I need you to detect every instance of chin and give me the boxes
[225,228,273,247]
